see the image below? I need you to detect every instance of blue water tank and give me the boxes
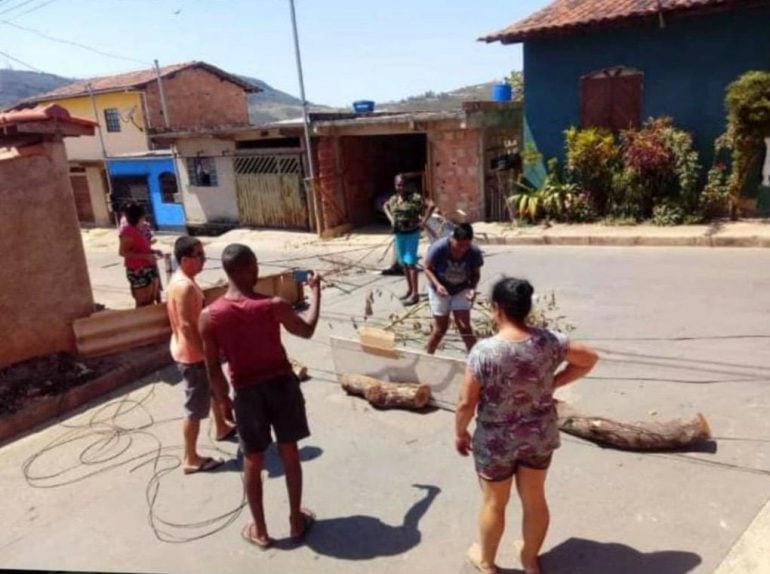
[353,100,375,113]
[491,83,512,102]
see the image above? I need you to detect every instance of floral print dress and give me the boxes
[467,328,569,481]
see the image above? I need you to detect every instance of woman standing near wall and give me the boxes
[383,173,434,306]
[455,277,598,574]
[118,201,162,307]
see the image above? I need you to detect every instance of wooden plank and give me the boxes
[74,271,304,358]
[330,336,465,410]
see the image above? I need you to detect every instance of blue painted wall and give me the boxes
[107,157,185,230]
[524,5,770,169]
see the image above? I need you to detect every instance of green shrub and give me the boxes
[620,117,701,218]
[699,164,731,219]
[651,202,686,226]
[564,127,619,213]
[721,71,770,216]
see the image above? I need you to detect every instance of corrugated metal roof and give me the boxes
[481,0,747,43]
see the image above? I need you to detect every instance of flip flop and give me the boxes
[290,509,316,543]
[215,426,237,441]
[466,543,498,574]
[241,523,273,550]
[182,456,224,475]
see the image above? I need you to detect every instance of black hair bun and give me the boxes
[514,280,533,298]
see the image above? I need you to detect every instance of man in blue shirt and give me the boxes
[423,223,484,354]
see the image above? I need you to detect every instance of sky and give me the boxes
[0,0,544,106]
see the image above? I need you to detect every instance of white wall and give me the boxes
[174,138,239,225]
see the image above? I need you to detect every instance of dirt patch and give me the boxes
[0,353,124,416]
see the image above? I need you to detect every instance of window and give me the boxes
[104,108,121,132]
[581,67,643,133]
[186,157,218,187]
[159,172,179,204]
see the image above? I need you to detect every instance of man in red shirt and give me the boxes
[199,243,321,549]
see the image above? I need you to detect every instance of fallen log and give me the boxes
[340,373,431,410]
[556,403,711,451]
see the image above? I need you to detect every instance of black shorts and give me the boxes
[233,374,310,454]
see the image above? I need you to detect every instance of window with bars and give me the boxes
[104,108,121,133]
[186,157,218,187]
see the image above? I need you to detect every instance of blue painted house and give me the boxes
[107,153,186,230]
[482,0,770,177]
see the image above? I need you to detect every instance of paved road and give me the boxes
[1,232,769,573]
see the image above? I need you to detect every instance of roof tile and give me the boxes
[481,0,740,43]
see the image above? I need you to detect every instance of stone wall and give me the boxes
[0,142,94,368]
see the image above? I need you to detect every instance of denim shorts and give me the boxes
[428,285,472,317]
[394,230,421,266]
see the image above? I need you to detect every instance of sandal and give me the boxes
[241,523,273,550]
[290,509,316,543]
[466,543,498,574]
[182,456,224,475]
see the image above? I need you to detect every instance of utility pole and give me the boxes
[154,59,171,129]
[288,0,322,232]
[87,82,118,226]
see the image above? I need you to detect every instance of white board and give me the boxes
[330,336,466,410]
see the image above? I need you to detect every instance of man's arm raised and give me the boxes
[274,271,322,339]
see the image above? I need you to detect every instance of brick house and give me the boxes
[153,102,523,234]
[8,61,259,229]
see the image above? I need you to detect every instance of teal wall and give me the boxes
[524,5,770,170]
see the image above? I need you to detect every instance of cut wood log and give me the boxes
[340,373,431,410]
[556,402,711,451]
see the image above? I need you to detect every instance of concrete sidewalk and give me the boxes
[472,220,770,248]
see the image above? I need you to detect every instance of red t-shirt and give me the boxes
[207,294,292,389]
[119,224,152,270]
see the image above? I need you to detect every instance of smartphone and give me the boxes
[292,269,311,283]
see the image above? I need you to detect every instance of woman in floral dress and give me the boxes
[455,277,598,574]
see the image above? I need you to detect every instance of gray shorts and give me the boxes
[178,362,211,420]
[233,374,310,454]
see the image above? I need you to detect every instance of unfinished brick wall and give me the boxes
[0,142,94,368]
[430,129,483,221]
[144,66,250,131]
[314,137,347,229]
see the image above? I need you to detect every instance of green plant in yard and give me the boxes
[699,163,731,219]
[620,117,701,218]
[564,126,619,213]
[721,71,770,217]
[509,183,546,222]
[651,202,686,226]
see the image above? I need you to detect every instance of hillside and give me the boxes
[240,75,333,124]
[0,69,327,122]
[379,81,502,112]
[0,69,72,108]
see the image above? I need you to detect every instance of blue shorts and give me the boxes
[394,230,420,266]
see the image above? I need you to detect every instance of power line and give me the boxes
[0,0,39,17]
[0,19,150,65]
[6,0,58,20]
[0,47,43,71]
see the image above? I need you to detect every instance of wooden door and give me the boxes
[69,174,95,224]
[581,67,642,132]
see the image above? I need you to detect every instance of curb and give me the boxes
[0,344,172,447]
[476,234,770,248]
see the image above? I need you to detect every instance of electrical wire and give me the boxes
[4,0,58,20]
[0,47,43,71]
[22,384,247,543]
[0,19,150,65]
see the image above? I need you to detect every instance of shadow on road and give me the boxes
[540,537,702,574]
[274,483,440,559]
